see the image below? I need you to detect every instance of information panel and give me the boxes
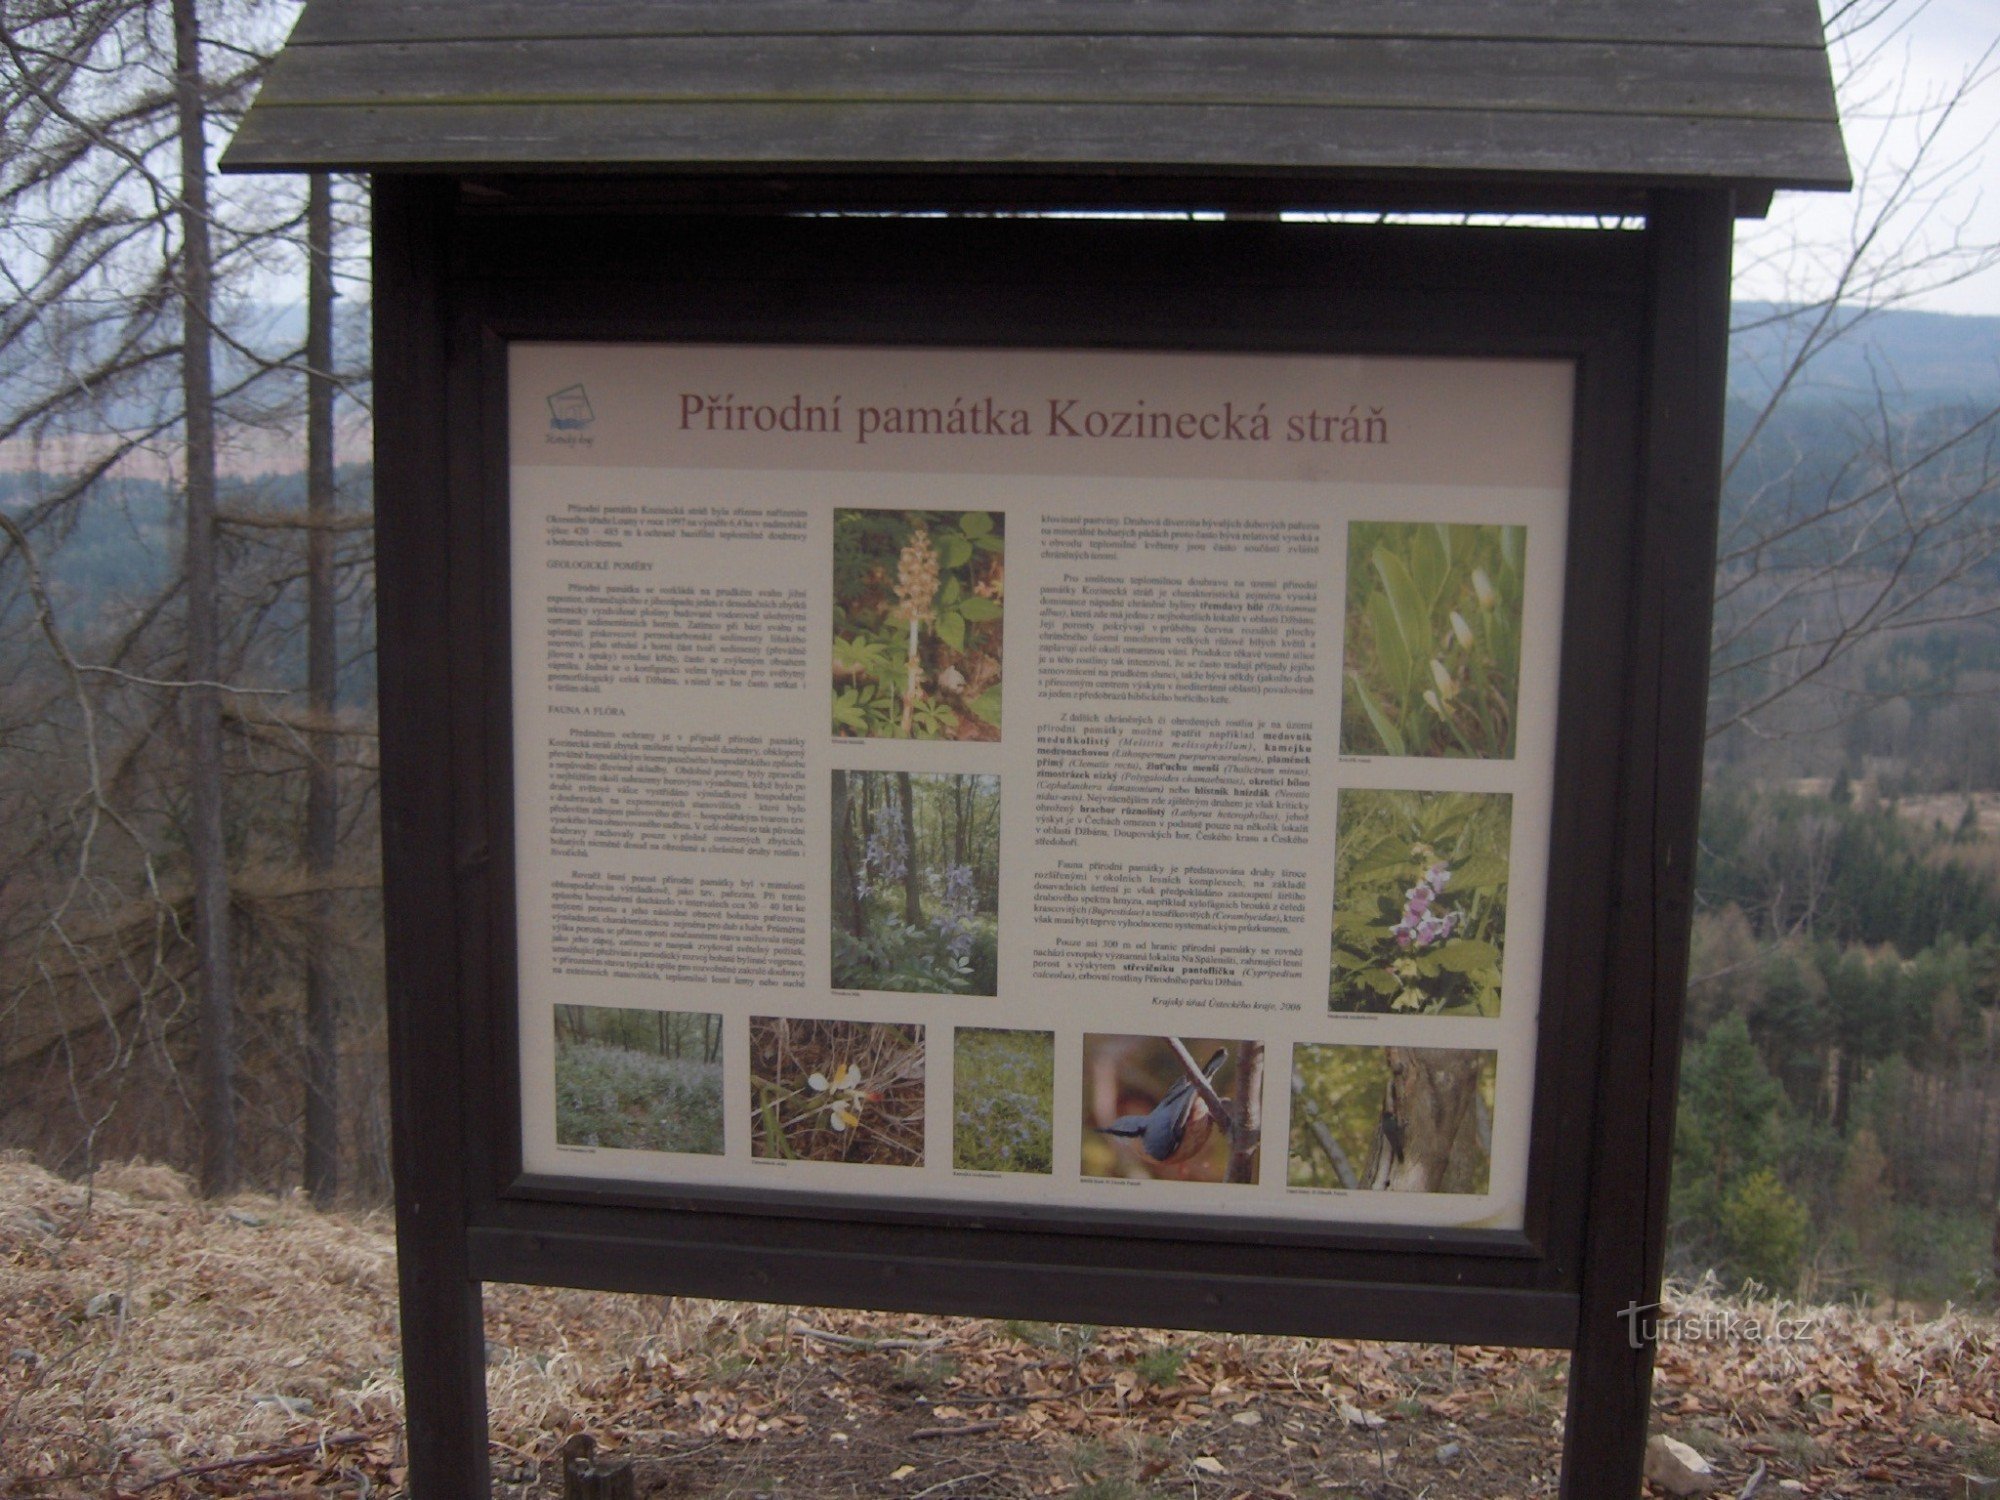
[509,344,1572,1232]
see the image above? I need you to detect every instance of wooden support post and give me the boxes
[375,176,492,1497]
[1559,188,1735,1497]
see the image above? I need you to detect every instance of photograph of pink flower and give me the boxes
[1330,789,1512,1017]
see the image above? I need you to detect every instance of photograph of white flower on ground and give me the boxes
[1289,1043,1496,1194]
[553,1004,723,1155]
[833,508,1004,741]
[832,769,1000,996]
[750,1017,924,1166]
[1330,789,1512,1017]
[1081,1034,1264,1184]
[1340,521,1525,758]
[952,1028,1054,1174]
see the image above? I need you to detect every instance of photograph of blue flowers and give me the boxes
[832,769,1000,996]
[952,1027,1054,1174]
[552,1004,724,1155]
[1329,789,1512,1016]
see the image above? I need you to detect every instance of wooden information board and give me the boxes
[364,194,1735,1496]
[509,340,1574,1233]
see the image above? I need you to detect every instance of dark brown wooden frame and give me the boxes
[372,181,1731,1498]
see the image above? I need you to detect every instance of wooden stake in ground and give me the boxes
[563,1435,634,1500]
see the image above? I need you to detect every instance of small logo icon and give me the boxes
[547,384,595,431]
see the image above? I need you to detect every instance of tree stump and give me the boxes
[562,1434,634,1500]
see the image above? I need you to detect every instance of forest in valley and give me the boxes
[1672,772,2000,1302]
[830,770,1001,996]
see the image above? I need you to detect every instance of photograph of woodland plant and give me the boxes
[749,1017,925,1166]
[1340,521,1526,758]
[1289,1044,1496,1194]
[953,1028,1055,1174]
[1081,1034,1263,1184]
[553,1004,724,1155]
[1330,789,1512,1017]
[832,770,1000,996]
[833,508,1004,740]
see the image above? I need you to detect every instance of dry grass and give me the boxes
[0,1152,718,1495]
[4,1154,1999,1497]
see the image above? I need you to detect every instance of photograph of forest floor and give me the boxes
[6,1156,1999,1499]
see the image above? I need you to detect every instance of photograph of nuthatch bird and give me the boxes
[1098,1047,1228,1166]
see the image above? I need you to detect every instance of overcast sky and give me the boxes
[1734,0,2000,316]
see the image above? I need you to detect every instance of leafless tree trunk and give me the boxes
[1226,1041,1263,1183]
[1369,1048,1487,1195]
[175,0,236,1199]
[897,771,920,926]
[302,171,340,1206]
[1708,11,2000,744]
[830,769,866,939]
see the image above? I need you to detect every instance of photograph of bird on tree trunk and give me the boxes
[1082,1035,1265,1184]
[832,509,1004,740]
[1288,1044,1496,1194]
[831,770,1001,996]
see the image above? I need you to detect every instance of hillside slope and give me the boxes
[3,1158,1997,1497]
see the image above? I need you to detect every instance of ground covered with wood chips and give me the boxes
[3,1156,1998,1498]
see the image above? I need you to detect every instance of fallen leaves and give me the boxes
[3,1156,1997,1498]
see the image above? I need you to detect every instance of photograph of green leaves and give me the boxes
[553,1004,723,1155]
[832,770,1000,996]
[1341,521,1525,758]
[833,508,1003,740]
[953,1027,1055,1174]
[1289,1044,1495,1194]
[1330,789,1511,1017]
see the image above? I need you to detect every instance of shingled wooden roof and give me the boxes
[222,0,1849,212]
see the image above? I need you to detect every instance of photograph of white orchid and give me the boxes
[1340,521,1525,758]
[750,1017,925,1165]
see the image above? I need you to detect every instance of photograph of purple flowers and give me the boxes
[953,1028,1055,1174]
[831,770,1000,995]
[1339,521,1525,758]
[750,1017,925,1166]
[1329,789,1512,1016]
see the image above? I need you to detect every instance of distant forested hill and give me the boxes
[1729,302,2000,408]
